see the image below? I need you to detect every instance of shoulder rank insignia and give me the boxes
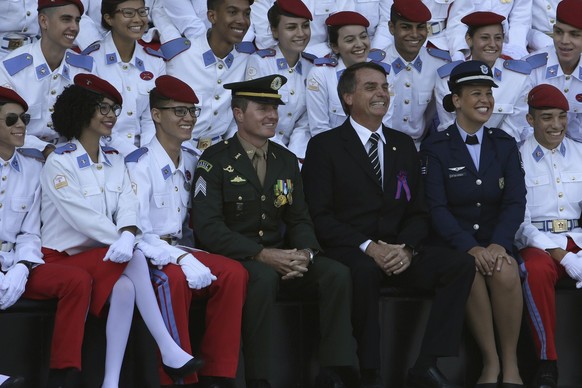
[301,52,317,63]
[426,47,452,62]
[235,41,257,54]
[101,146,119,154]
[17,147,45,162]
[256,48,276,58]
[503,59,532,75]
[3,53,34,76]
[160,37,192,60]
[80,42,100,56]
[181,146,198,158]
[144,46,166,60]
[526,53,549,70]
[368,49,386,62]
[314,57,338,67]
[125,147,148,163]
[65,52,94,71]
[54,143,77,155]
[437,60,463,79]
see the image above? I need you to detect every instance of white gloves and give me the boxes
[0,263,29,309]
[0,251,15,272]
[561,253,582,288]
[180,254,216,289]
[137,240,172,267]
[104,231,135,263]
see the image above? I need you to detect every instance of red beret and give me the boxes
[528,84,570,112]
[461,11,506,28]
[74,74,123,106]
[154,75,199,104]
[38,0,84,14]
[0,87,28,111]
[275,0,312,21]
[326,11,369,28]
[392,0,431,23]
[557,0,582,30]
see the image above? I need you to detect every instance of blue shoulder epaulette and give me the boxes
[426,47,452,62]
[371,61,391,75]
[159,38,192,60]
[502,59,532,75]
[64,52,93,71]
[437,60,463,78]
[80,42,100,56]
[314,57,338,67]
[54,143,77,154]
[3,53,33,76]
[17,147,45,162]
[102,146,119,154]
[144,46,166,60]
[526,53,548,69]
[125,147,148,163]
[368,49,386,62]
[256,48,276,58]
[235,41,256,54]
[181,146,198,157]
[301,52,317,63]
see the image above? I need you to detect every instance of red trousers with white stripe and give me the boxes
[520,239,579,360]
[151,250,248,385]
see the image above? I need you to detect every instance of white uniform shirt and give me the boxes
[515,136,582,251]
[0,149,43,271]
[384,45,447,145]
[528,0,560,51]
[0,0,39,59]
[245,46,313,158]
[0,40,93,152]
[166,35,252,153]
[527,47,582,142]
[435,57,534,142]
[126,137,196,259]
[89,32,166,156]
[251,0,356,54]
[445,0,532,60]
[40,140,138,255]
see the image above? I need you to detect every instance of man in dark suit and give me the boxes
[191,74,357,388]
[302,62,475,388]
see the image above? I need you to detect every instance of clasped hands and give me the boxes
[468,243,513,276]
[254,248,310,280]
[366,241,412,276]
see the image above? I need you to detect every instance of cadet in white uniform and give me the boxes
[0,86,92,388]
[245,0,315,159]
[84,0,166,156]
[0,0,92,157]
[435,12,533,143]
[306,11,390,137]
[165,0,255,154]
[445,0,532,61]
[40,74,202,388]
[382,0,451,148]
[126,75,248,387]
[515,84,582,388]
[528,0,561,52]
[0,0,39,60]
[526,0,582,143]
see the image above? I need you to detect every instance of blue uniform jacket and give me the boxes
[420,124,526,253]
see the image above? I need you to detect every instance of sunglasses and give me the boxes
[157,106,201,118]
[96,102,122,117]
[0,112,31,126]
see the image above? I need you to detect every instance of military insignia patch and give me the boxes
[230,175,247,184]
[499,177,505,189]
[194,176,207,197]
[54,175,68,189]
[196,160,213,172]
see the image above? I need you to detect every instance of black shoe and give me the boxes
[197,376,236,388]
[46,368,81,388]
[246,379,271,388]
[0,377,26,388]
[407,366,461,388]
[531,361,557,388]
[162,357,204,382]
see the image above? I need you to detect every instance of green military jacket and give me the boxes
[191,135,321,260]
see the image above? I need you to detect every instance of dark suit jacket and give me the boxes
[302,120,429,251]
[192,135,321,260]
[420,124,526,253]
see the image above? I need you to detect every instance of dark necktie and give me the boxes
[252,148,266,187]
[368,132,382,185]
[465,135,479,145]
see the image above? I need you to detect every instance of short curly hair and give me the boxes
[52,85,104,140]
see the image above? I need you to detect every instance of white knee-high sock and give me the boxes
[102,275,135,388]
[122,251,192,367]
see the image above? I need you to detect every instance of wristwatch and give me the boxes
[303,248,317,264]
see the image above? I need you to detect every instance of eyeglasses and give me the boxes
[157,106,201,118]
[96,102,122,117]
[114,7,150,18]
[0,112,31,126]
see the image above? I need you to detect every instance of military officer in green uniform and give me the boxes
[191,74,357,388]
